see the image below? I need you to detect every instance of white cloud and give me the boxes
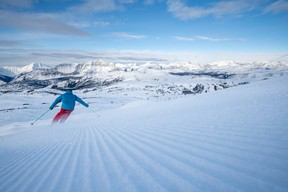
[167,0,208,20]
[70,20,110,29]
[211,1,256,16]
[68,0,155,13]
[167,0,260,20]
[69,0,118,12]
[69,0,136,13]
[0,0,34,9]
[0,40,26,47]
[173,36,194,41]
[172,35,246,42]
[112,32,147,39]
[196,36,246,42]
[196,36,226,42]
[265,0,288,14]
[0,11,89,37]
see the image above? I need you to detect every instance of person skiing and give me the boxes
[49,89,89,123]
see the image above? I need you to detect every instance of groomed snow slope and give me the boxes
[0,77,288,192]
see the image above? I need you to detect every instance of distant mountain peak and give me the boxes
[2,63,51,76]
[24,62,50,71]
[270,53,288,67]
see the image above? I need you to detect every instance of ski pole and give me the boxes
[31,109,51,125]
[88,106,101,117]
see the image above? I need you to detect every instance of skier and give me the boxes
[49,89,89,123]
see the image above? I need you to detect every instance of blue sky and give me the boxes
[0,0,288,66]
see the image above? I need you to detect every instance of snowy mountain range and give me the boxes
[1,57,288,192]
[0,59,288,96]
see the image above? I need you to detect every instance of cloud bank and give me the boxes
[166,0,279,20]
[265,0,288,14]
[0,11,90,37]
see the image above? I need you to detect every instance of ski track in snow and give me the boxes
[1,78,288,192]
[1,121,288,191]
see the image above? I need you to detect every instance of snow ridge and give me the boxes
[3,63,50,76]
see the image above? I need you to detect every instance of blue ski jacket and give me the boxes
[49,90,89,110]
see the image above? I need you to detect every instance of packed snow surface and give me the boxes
[0,77,288,192]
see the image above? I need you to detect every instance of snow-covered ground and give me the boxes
[0,75,288,192]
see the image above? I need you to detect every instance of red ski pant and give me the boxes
[52,108,73,123]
